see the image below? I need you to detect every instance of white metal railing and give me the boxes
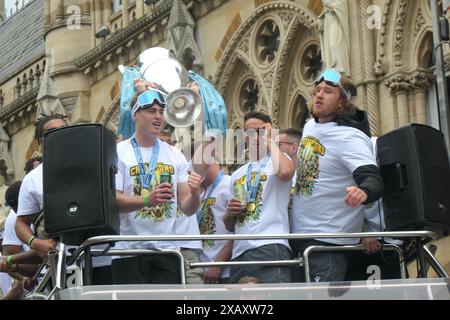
[28,230,445,300]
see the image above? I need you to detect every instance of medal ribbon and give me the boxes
[131,137,160,189]
[246,156,270,204]
[197,171,224,225]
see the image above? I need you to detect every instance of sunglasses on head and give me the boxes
[132,89,166,115]
[314,69,352,100]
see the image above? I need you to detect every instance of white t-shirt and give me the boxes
[17,164,43,218]
[2,210,28,250]
[198,174,233,278]
[115,138,189,252]
[292,119,377,245]
[16,164,111,267]
[230,156,291,259]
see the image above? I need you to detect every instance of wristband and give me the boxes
[28,235,36,247]
[6,255,13,265]
[143,194,149,207]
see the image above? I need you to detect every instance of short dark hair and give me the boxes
[5,181,22,212]
[279,128,303,142]
[244,111,272,124]
[24,156,43,174]
[34,113,68,142]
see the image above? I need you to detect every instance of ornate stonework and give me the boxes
[414,7,426,38]
[215,2,316,129]
[0,0,443,178]
[167,0,203,72]
[392,0,408,69]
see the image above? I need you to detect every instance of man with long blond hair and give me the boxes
[290,69,383,283]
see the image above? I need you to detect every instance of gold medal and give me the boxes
[141,188,150,196]
[247,202,256,213]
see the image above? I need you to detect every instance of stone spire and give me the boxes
[168,0,194,29]
[167,0,203,73]
[36,62,66,117]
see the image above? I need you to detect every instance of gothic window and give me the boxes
[15,78,21,98]
[35,65,41,86]
[22,73,28,93]
[300,44,322,82]
[292,95,310,129]
[112,0,122,13]
[29,69,35,88]
[239,79,259,113]
[182,48,195,71]
[255,20,280,65]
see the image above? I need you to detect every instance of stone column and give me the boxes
[396,88,410,126]
[89,0,95,47]
[385,75,412,127]
[360,0,380,136]
[411,72,434,125]
[44,0,50,26]
[136,0,144,18]
[94,0,102,46]
[103,0,111,29]
[122,0,129,28]
[57,0,64,19]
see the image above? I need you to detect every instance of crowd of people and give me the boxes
[0,68,397,299]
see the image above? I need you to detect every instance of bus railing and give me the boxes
[29,230,443,299]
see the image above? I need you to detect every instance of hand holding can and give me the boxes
[233,183,247,206]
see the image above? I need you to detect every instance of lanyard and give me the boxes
[246,156,270,203]
[197,171,224,225]
[131,137,160,189]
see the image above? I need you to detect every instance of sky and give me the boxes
[4,0,31,17]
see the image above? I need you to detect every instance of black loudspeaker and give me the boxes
[377,124,450,231]
[43,124,119,245]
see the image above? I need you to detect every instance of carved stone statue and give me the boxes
[0,124,14,180]
[0,173,10,233]
[316,0,351,76]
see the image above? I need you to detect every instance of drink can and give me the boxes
[233,183,247,205]
[160,172,172,184]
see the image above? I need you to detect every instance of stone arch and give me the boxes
[22,73,28,92]
[380,1,435,130]
[25,139,40,167]
[29,69,35,88]
[285,93,310,131]
[381,0,432,73]
[415,29,434,69]
[214,1,317,129]
[100,95,120,136]
[181,47,196,71]
[15,78,21,98]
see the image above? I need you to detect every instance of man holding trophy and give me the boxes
[114,47,227,285]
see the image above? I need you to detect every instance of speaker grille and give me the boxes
[378,124,450,231]
[43,124,119,245]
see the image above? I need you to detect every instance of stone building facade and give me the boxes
[0,0,448,179]
[0,0,449,274]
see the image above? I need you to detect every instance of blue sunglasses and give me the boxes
[132,89,166,115]
[314,69,352,99]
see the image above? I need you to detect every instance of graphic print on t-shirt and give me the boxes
[295,136,325,196]
[199,198,217,249]
[130,162,174,222]
[233,172,267,226]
